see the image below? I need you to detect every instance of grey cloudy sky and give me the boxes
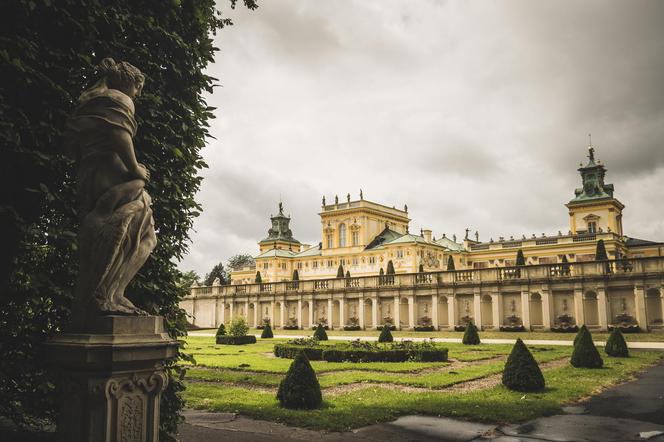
[178,0,664,276]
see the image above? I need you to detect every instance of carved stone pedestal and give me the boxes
[44,316,178,442]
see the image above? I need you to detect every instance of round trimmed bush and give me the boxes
[502,338,545,392]
[215,323,226,337]
[261,323,274,339]
[571,325,603,368]
[605,328,629,357]
[462,322,480,345]
[277,352,322,409]
[229,317,249,337]
[378,326,394,343]
[313,323,328,341]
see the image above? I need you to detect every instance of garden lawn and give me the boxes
[182,335,663,431]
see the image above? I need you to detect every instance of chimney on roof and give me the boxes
[423,229,432,242]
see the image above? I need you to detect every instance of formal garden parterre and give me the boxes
[181,333,664,431]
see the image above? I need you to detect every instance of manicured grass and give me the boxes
[182,335,663,431]
[194,327,664,342]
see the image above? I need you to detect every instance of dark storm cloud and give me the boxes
[179,0,664,275]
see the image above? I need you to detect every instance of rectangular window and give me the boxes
[327,234,334,249]
[312,261,318,269]
[352,258,359,266]
[327,260,333,267]
[587,221,597,233]
[369,256,376,264]
[473,261,488,269]
[396,250,404,258]
[340,259,345,266]
[263,263,268,269]
[352,231,360,246]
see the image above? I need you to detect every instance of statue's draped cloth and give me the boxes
[66,81,155,318]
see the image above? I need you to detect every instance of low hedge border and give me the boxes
[550,325,579,333]
[216,335,257,345]
[376,325,396,331]
[413,326,435,332]
[274,344,324,360]
[343,325,361,331]
[273,343,448,363]
[282,325,300,330]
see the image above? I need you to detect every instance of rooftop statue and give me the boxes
[65,58,156,325]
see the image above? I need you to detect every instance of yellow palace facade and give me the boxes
[183,145,664,332]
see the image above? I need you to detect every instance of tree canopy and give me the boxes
[0,0,258,438]
[227,253,255,271]
[204,262,228,286]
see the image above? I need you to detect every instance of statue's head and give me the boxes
[97,58,145,98]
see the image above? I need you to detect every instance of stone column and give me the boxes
[327,298,333,329]
[270,300,275,326]
[597,287,609,330]
[491,293,500,329]
[280,300,286,329]
[634,285,647,331]
[371,297,378,329]
[308,298,314,328]
[408,296,415,330]
[520,290,530,330]
[359,298,365,329]
[473,292,482,329]
[339,298,346,328]
[573,287,585,326]
[253,299,259,327]
[431,293,439,330]
[244,300,250,321]
[448,296,455,328]
[297,298,302,329]
[44,316,178,442]
[393,296,401,330]
[212,297,218,327]
[219,298,226,325]
[541,287,553,330]
[191,297,197,327]
[229,301,234,322]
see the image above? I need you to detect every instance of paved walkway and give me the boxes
[179,361,664,442]
[188,331,664,350]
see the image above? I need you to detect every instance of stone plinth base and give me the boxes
[44,316,178,442]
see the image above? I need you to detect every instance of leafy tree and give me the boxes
[447,256,455,271]
[378,326,393,343]
[313,323,328,341]
[502,338,545,392]
[260,323,273,339]
[462,322,480,345]
[277,352,322,409]
[229,317,249,338]
[227,253,255,271]
[605,328,629,357]
[571,326,603,368]
[292,269,299,281]
[204,262,227,286]
[595,239,608,261]
[516,249,526,266]
[0,0,258,436]
[337,264,344,278]
[255,271,262,284]
[179,270,200,289]
[386,260,395,275]
[215,323,226,337]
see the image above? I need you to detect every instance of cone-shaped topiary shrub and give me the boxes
[573,324,587,346]
[277,352,322,409]
[447,255,455,271]
[215,323,226,337]
[255,271,262,284]
[595,239,608,261]
[313,323,328,341]
[386,260,395,275]
[502,338,545,392]
[516,249,526,266]
[261,323,274,339]
[378,326,394,343]
[337,264,345,278]
[571,325,603,368]
[462,322,480,345]
[605,328,629,357]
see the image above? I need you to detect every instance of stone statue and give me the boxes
[322,195,326,205]
[360,189,363,200]
[65,58,156,325]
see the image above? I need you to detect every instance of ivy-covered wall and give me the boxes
[0,0,256,439]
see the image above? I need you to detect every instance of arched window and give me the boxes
[339,223,346,247]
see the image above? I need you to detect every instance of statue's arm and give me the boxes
[110,128,149,181]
